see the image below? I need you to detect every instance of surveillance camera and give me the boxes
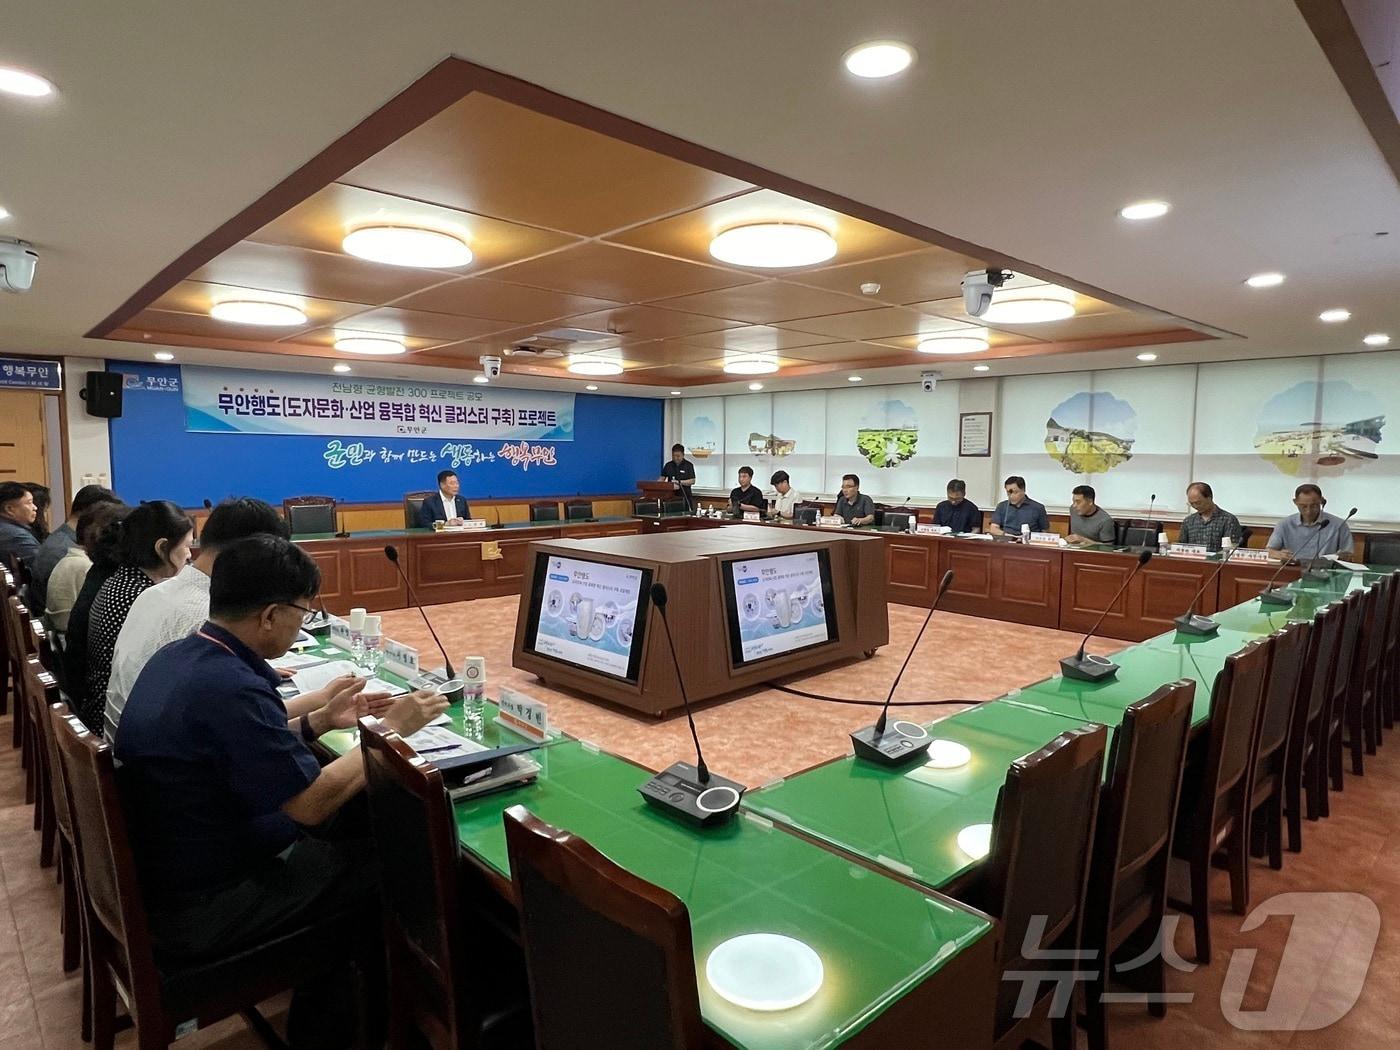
[920,370,942,393]
[961,268,1011,318]
[481,355,502,379]
[0,238,38,294]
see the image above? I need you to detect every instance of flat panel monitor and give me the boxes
[720,549,839,667]
[524,554,652,683]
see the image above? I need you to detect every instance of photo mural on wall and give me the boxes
[1253,380,1384,476]
[855,398,920,469]
[1043,390,1136,474]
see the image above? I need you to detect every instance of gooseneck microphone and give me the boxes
[851,571,955,765]
[1060,549,1153,681]
[1258,507,1357,605]
[383,545,456,680]
[1143,493,1158,548]
[1173,543,1240,635]
[637,581,744,826]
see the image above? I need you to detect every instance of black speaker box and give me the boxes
[82,371,123,418]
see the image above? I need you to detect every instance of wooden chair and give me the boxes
[404,491,434,529]
[38,699,87,1009]
[633,498,661,517]
[662,498,688,515]
[1283,601,1344,850]
[1245,622,1311,869]
[1363,532,1400,566]
[1360,575,1394,757]
[359,718,529,1049]
[1340,582,1385,776]
[50,709,369,1050]
[1323,591,1365,800]
[563,500,594,522]
[6,593,36,757]
[0,566,13,720]
[1381,571,1400,731]
[282,496,337,535]
[21,630,57,869]
[1169,638,1273,964]
[503,805,707,1050]
[1081,682,1195,1050]
[951,724,1108,1050]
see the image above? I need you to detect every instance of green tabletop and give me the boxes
[450,741,993,1049]
[744,702,1098,890]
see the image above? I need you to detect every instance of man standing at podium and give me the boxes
[659,443,696,511]
[417,470,471,527]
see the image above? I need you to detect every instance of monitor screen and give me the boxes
[525,554,652,683]
[721,549,839,667]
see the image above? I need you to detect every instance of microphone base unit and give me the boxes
[1059,653,1120,682]
[1258,587,1294,607]
[1172,612,1220,636]
[1303,568,1333,583]
[850,720,933,766]
[638,762,744,827]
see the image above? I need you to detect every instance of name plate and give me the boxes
[382,638,420,677]
[327,617,352,650]
[817,515,846,528]
[915,523,951,535]
[1230,547,1272,563]
[1028,531,1062,546]
[742,509,761,521]
[446,518,488,531]
[1165,543,1209,560]
[496,686,549,743]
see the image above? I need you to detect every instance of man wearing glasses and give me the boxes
[105,497,368,740]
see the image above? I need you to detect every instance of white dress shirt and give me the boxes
[771,487,804,518]
[105,564,212,741]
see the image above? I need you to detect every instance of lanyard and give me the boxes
[195,629,236,657]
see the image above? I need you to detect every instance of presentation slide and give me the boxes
[530,556,647,680]
[727,551,834,664]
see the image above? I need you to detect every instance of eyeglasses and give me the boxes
[281,602,320,625]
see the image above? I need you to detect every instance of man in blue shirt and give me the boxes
[934,479,982,533]
[988,475,1049,536]
[1268,483,1355,563]
[0,481,40,570]
[115,535,445,966]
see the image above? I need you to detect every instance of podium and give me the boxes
[637,479,684,514]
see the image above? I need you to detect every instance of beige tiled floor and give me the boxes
[2,599,1398,1046]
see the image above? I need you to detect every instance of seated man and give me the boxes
[28,484,121,616]
[728,465,767,514]
[988,476,1049,536]
[114,534,445,968]
[1268,484,1354,563]
[105,497,354,741]
[0,481,40,569]
[835,474,876,526]
[1064,484,1117,545]
[416,469,471,527]
[768,470,803,520]
[934,479,981,533]
[1178,481,1242,551]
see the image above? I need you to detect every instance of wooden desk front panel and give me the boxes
[937,541,1061,628]
[298,537,408,614]
[886,536,939,607]
[1060,551,1217,642]
[1219,561,1300,606]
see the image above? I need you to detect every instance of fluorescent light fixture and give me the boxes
[956,823,993,860]
[843,41,916,79]
[847,375,862,382]
[670,390,682,395]
[748,382,764,391]
[1245,272,1285,288]
[209,300,308,327]
[585,384,599,391]
[567,353,624,376]
[0,67,56,98]
[472,375,489,384]
[332,364,352,373]
[972,364,990,372]
[925,739,972,769]
[333,336,407,356]
[1363,333,1390,347]
[709,223,837,268]
[1119,200,1170,221]
[152,351,175,362]
[722,355,780,376]
[342,226,472,269]
[981,286,1076,324]
[706,934,824,1011]
[1319,308,1350,323]
[918,331,990,355]
[1136,352,1158,361]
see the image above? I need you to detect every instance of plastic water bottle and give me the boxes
[1021,523,1031,544]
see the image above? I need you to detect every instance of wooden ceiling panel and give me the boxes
[394,277,621,323]
[913,288,1123,325]
[605,188,929,272]
[249,182,579,272]
[779,340,924,364]
[676,325,840,353]
[651,280,878,325]
[550,305,747,342]
[298,306,515,343]
[191,241,447,304]
[146,281,366,328]
[486,243,758,303]
[773,306,972,341]
[119,308,321,343]
[281,326,449,354]
[868,326,1040,352]
[790,247,987,304]
[341,93,755,236]
[612,341,742,366]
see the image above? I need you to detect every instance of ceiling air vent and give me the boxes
[503,327,619,360]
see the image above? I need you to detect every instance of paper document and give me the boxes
[292,660,368,693]
[404,724,484,758]
[1325,554,1369,572]
[269,652,328,671]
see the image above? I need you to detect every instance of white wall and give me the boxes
[62,357,113,494]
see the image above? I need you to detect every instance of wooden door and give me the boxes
[0,390,48,486]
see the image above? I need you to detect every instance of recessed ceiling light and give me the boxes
[748,382,764,391]
[709,223,837,269]
[1136,352,1158,361]
[669,390,682,395]
[153,351,175,362]
[972,364,990,372]
[1319,308,1351,323]
[843,41,916,79]
[333,336,407,356]
[0,67,56,98]
[332,364,352,374]
[0,206,9,221]
[1118,200,1171,221]
[981,286,1076,324]
[1245,272,1285,288]
[847,375,862,382]
[209,300,308,326]
[567,354,624,376]
[342,226,472,269]
[1363,333,1390,347]
[585,384,599,391]
[723,355,780,376]
[472,375,489,384]
[917,332,990,355]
